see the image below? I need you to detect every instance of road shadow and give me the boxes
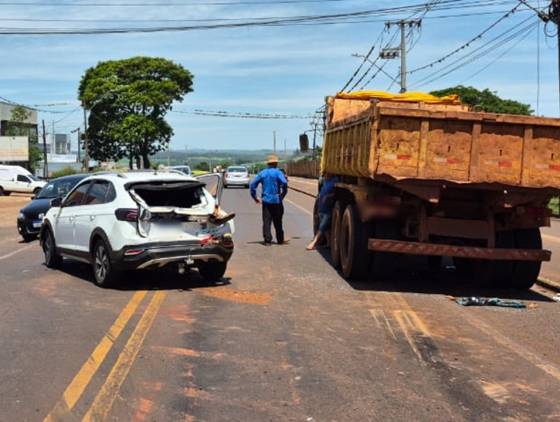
[53,259,232,292]
[315,248,554,303]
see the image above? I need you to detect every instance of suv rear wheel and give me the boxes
[92,240,119,287]
[199,261,227,282]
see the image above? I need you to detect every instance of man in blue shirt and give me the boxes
[250,155,288,245]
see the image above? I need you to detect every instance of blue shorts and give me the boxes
[318,212,332,233]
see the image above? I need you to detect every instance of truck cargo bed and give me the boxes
[322,96,560,189]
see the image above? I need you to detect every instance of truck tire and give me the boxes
[493,230,515,285]
[330,201,343,268]
[369,219,399,280]
[339,204,370,280]
[33,187,41,195]
[0,186,4,196]
[511,228,542,289]
[199,261,227,282]
[313,198,320,236]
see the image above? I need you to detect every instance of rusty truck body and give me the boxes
[320,93,560,288]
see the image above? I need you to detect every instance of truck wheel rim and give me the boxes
[95,245,109,282]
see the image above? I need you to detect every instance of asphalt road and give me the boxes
[1,188,560,421]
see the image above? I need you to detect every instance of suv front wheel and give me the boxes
[92,240,119,287]
[43,229,62,268]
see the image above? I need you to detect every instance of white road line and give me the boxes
[0,244,35,261]
[291,178,318,186]
[284,198,313,216]
[542,233,560,244]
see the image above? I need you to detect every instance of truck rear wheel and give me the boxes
[339,204,370,280]
[313,198,319,236]
[330,201,343,268]
[511,228,542,289]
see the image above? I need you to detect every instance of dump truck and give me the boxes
[319,91,560,288]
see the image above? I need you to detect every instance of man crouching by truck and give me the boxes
[307,173,338,250]
[250,155,288,245]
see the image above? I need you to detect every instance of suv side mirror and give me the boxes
[50,197,62,207]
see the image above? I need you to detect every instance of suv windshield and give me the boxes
[37,177,85,199]
[228,167,247,173]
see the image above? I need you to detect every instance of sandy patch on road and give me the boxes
[0,195,32,227]
[198,287,271,305]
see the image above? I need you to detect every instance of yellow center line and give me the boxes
[284,198,313,216]
[82,291,167,422]
[43,290,147,422]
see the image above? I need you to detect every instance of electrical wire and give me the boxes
[412,18,538,88]
[340,30,383,91]
[408,2,525,75]
[172,109,313,119]
[357,29,399,90]
[0,1,539,35]
[457,23,537,84]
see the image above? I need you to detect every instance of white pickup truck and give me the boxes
[0,165,46,196]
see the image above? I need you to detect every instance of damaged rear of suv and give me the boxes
[40,171,235,287]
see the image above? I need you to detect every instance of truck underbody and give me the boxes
[323,176,553,289]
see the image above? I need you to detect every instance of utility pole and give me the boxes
[521,0,560,113]
[400,22,407,93]
[273,130,277,153]
[82,106,89,172]
[41,120,48,178]
[71,127,80,162]
[284,138,287,157]
[52,120,55,154]
[381,19,421,93]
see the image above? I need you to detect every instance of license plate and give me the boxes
[33,221,43,228]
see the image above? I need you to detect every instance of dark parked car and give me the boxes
[17,174,88,242]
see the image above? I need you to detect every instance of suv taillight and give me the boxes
[115,208,139,221]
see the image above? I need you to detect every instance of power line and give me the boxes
[173,109,313,119]
[0,1,538,35]
[342,29,386,91]
[358,29,399,90]
[457,22,537,84]
[412,17,538,88]
[408,2,526,75]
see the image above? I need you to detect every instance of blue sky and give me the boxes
[0,0,555,150]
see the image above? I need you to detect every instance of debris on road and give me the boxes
[455,297,526,309]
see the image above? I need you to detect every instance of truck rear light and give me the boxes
[124,249,145,256]
[115,208,139,221]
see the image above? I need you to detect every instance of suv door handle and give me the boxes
[69,216,75,223]
[89,216,95,221]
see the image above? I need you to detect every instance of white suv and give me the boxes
[40,171,235,287]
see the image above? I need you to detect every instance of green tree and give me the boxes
[195,161,210,172]
[78,56,194,168]
[6,105,41,172]
[430,86,532,115]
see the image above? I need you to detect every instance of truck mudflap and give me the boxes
[368,239,551,262]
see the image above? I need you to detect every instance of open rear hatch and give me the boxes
[125,179,233,240]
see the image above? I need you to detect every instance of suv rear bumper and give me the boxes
[112,240,234,271]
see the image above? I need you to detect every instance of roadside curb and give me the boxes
[537,277,560,293]
[289,185,317,199]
